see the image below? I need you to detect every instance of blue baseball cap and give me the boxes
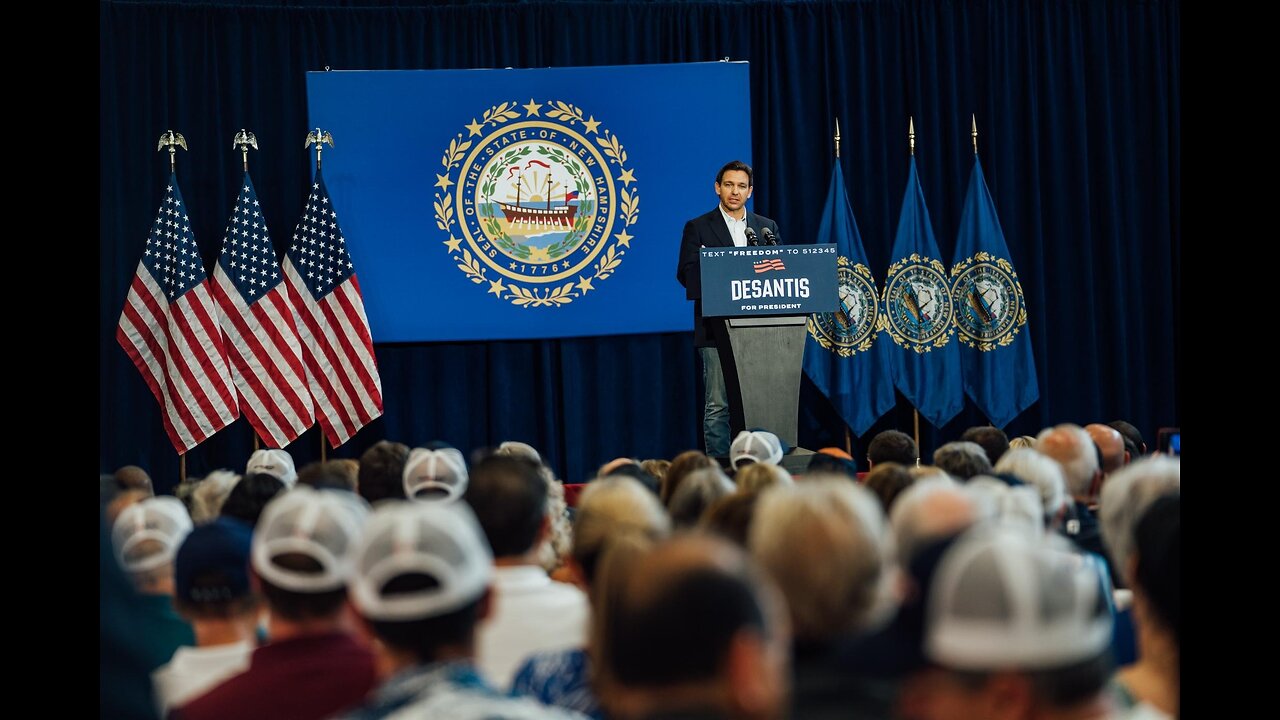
[175,518,254,604]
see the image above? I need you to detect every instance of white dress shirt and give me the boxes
[475,565,590,691]
[719,205,749,247]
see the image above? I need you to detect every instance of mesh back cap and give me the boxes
[926,526,1113,670]
[112,496,194,573]
[251,486,370,592]
[246,448,298,487]
[402,447,469,502]
[730,430,784,469]
[350,501,493,621]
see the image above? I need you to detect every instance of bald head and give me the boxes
[114,465,154,495]
[1036,424,1101,499]
[1085,424,1126,473]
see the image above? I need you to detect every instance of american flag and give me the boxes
[753,258,786,273]
[282,170,383,447]
[116,176,240,453]
[210,173,315,447]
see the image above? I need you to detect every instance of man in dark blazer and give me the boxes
[676,160,780,457]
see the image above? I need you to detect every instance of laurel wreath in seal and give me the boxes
[433,100,639,308]
[949,251,1029,351]
[808,257,879,357]
[879,253,955,353]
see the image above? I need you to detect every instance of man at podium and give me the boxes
[675,160,779,457]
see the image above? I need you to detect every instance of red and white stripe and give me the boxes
[282,257,383,447]
[116,266,240,454]
[210,269,315,448]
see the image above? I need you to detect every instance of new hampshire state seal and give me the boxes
[949,252,1028,351]
[881,253,956,352]
[432,100,639,307]
[807,257,881,357]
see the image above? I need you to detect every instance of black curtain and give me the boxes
[100,0,1180,490]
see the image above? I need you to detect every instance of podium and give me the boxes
[699,245,837,453]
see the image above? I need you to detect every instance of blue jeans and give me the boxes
[699,347,730,456]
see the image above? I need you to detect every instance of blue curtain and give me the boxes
[100,0,1180,489]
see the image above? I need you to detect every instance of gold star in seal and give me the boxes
[522,99,543,117]
[487,278,507,297]
[465,118,485,137]
[443,235,463,253]
[582,116,602,134]
[528,246,552,263]
[435,173,455,190]
[576,275,595,293]
[618,168,636,186]
[614,229,633,248]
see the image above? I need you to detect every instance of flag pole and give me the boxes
[911,116,921,466]
[834,116,855,457]
[234,128,264,457]
[971,114,978,156]
[305,127,334,467]
[158,130,190,477]
[913,410,921,467]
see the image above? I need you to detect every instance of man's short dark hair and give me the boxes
[607,565,766,686]
[868,430,918,467]
[367,573,482,662]
[1107,421,1145,456]
[960,426,1010,465]
[257,553,348,621]
[715,160,753,186]
[463,455,548,558]
[220,473,285,528]
[358,440,410,505]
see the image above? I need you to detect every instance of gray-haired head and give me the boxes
[750,480,891,641]
[995,448,1068,525]
[933,441,993,481]
[668,466,735,529]
[1099,455,1180,587]
[888,477,976,570]
[964,476,1046,537]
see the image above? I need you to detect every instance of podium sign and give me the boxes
[700,246,838,317]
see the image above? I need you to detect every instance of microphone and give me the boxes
[744,227,759,246]
[761,227,779,246]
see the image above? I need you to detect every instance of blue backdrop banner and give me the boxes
[306,62,752,342]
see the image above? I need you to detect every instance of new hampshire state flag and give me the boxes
[803,164,895,436]
[950,157,1038,427]
[882,158,964,428]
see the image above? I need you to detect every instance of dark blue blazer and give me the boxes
[676,206,779,347]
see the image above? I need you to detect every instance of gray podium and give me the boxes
[700,246,837,457]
